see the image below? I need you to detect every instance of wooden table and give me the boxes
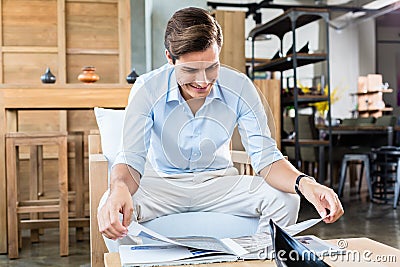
[317,125,397,146]
[104,238,400,267]
[0,84,131,253]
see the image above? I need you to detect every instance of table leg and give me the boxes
[319,144,325,184]
[0,109,18,253]
[0,100,5,253]
[318,129,326,184]
[388,126,393,146]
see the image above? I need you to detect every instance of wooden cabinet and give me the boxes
[214,10,246,74]
[231,79,281,152]
[254,79,281,149]
[0,0,131,148]
[0,0,130,85]
[0,0,131,253]
[0,0,131,133]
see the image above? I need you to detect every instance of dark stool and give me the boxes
[370,147,400,208]
[338,153,372,199]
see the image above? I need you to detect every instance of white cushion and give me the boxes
[94,107,125,177]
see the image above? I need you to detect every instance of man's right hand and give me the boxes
[97,164,141,240]
[98,182,133,240]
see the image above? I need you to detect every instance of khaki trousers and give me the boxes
[99,167,300,251]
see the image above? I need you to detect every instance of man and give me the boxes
[98,7,343,247]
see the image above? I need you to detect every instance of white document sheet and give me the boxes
[121,216,325,266]
[119,244,238,266]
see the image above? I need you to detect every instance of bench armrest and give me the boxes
[89,151,109,266]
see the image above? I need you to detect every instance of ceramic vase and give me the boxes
[41,67,56,84]
[126,68,139,84]
[78,66,99,83]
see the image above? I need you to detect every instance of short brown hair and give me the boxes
[164,7,223,63]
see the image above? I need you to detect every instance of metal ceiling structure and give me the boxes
[207,0,400,29]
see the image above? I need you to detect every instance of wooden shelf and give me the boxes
[281,139,329,146]
[350,89,393,96]
[0,86,130,109]
[253,53,327,72]
[0,83,131,90]
[2,46,58,53]
[248,8,328,39]
[282,94,328,105]
[356,107,394,113]
[245,57,271,64]
[66,48,120,55]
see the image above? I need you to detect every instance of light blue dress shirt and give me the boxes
[114,63,283,176]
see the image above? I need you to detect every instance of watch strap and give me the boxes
[295,174,315,197]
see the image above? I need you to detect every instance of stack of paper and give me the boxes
[119,217,342,266]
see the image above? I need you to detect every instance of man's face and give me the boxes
[172,43,220,101]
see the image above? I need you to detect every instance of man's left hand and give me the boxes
[300,178,344,223]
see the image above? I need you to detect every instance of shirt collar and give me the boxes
[166,68,180,103]
[207,81,222,101]
[167,67,222,103]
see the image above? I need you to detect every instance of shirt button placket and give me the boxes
[191,120,200,170]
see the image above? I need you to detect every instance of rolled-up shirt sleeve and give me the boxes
[113,78,153,176]
[236,76,284,174]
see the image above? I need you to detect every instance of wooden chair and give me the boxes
[284,115,319,178]
[6,132,69,259]
[88,132,254,267]
[68,131,87,241]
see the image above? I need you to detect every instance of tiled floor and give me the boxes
[1,188,399,266]
[0,228,90,267]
